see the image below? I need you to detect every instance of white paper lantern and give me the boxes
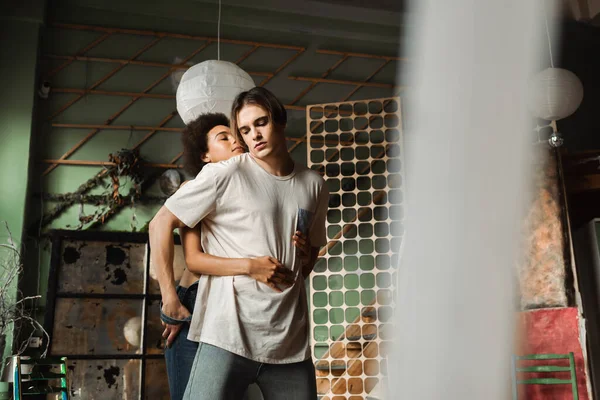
[527,67,584,121]
[176,60,255,125]
[124,316,142,347]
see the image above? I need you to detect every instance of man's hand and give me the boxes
[247,256,296,292]
[293,231,311,266]
[161,297,191,348]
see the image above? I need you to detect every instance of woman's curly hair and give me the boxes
[181,112,230,176]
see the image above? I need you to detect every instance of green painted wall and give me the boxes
[0,0,46,360]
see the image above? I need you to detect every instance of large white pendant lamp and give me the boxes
[527,7,583,147]
[176,60,255,124]
[175,0,255,125]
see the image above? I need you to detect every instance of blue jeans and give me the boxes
[164,282,199,400]
[183,342,317,400]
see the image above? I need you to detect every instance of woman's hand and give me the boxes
[247,256,296,292]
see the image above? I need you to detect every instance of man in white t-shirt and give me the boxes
[149,87,328,399]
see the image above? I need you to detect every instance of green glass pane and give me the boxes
[377,272,392,289]
[356,146,370,160]
[344,274,359,290]
[327,209,341,223]
[387,158,401,173]
[389,208,403,225]
[358,207,373,222]
[331,325,345,340]
[361,290,376,305]
[370,117,384,130]
[359,239,374,254]
[379,306,393,322]
[341,147,354,160]
[314,326,329,342]
[313,258,327,273]
[327,178,340,192]
[372,175,387,189]
[345,290,360,306]
[355,131,369,144]
[310,150,324,164]
[344,240,358,255]
[328,275,343,290]
[373,190,387,205]
[314,344,328,359]
[389,189,403,205]
[313,308,328,324]
[328,241,342,256]
[345,307,360,323]
[370,129,384,143]
[357,161,370,175]
[360,273,375,289]
[357,192,372,206]
[371,158,386,173]
[341,162,356,177]
[357,176,371,191]
[375,238,390,253]
[360,255,375,271]
[340,132,353,145]
[329,308,344,324]
[340,118,354,132]
[328,257,343,272]
[329,194,341,208]
[359,223,373,238]
[374,206,389,221]
[385,128,400,142]
[343,208,357,222]
[342,193,356,207]
[343,224,357,239]
[313,292,328,307]
[342,177,356,191]
[344,256,358,271]
[329,291,343,307]
[376,255,390,270]
[326,148,339,162]
[377,289,393,305]
[313,276,327,291]
[311,133,324,145]
[375,222,389,237]
[328,225,341,239]
[388,173,402,189]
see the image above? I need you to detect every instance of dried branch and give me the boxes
[0,222,49,358]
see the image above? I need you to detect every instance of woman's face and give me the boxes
[202,125,245,163]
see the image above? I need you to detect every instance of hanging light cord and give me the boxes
[218,0,222,60]
[543,4,555,68]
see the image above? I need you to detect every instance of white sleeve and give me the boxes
[164,166,218,228]
[309,183,329,248]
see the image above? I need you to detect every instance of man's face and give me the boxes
[237,104,285,160]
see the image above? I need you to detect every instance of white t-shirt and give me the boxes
[165,153,328,363]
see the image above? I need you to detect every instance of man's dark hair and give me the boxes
[230,87,287,146]
[181,112,230,176]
